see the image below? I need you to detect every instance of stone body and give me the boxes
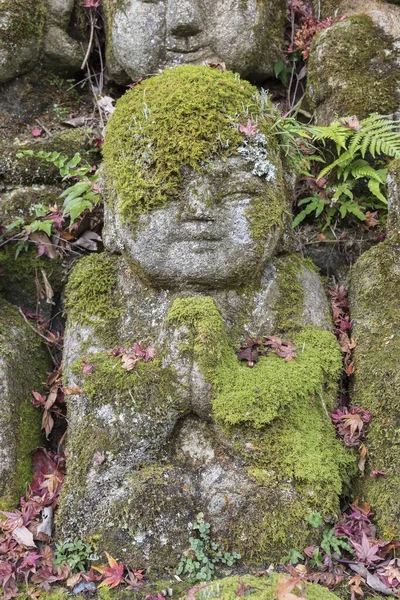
[103,0,286,83]
[306,14,400,124]
[0,297,50,509]
[349,159,400,539]
[58,67,354,568]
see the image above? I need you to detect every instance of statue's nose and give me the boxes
[166,0,204,38]
[180,197,215,222]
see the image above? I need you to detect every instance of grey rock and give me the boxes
[45,0,75,27]
[105,0,286,82]
[43,26,84,74]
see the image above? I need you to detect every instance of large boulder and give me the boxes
[58,67,355,569]
[307,15,400,124]
[0,297,50,509]
[102,0,286,84]
[349,159,400,538]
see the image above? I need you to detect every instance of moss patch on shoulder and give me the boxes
[167,295,355,560]
[103,65,278,229]
[307,15,400,123]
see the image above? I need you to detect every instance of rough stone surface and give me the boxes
[44,0,75,27]
[59,250,346,568]
[349,165,400,538]
[43,25,83,74]
[307,15,400,124]
[0,297,50,509]
[104,156,284,289]
[104,0,286,83]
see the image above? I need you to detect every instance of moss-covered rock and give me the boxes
[0,185,62,226]
[0,0,46,84]
[307,15,400,124]
[0,129,95,187]
[349,237,400,538]
[0,297,50,509]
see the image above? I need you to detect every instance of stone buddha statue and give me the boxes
[58,66,354,570]
[104,0,286,83]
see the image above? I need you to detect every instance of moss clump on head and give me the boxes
[185,573,342,600]
[350,239,400,538]
[307,15,400,123]
[64,253,122,345]
[103,65,278,229]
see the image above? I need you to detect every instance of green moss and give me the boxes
[167,295,355,560]
[273,254,318,332]
[307,15,400,123]
[350,238,400,538]
[0,0,46,43]
[185,573,342,599]
[64,253,122,346]
[103,65,280,230]
[0,246,63,311]
[0,298,48,508]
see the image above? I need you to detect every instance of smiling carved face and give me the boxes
[110,0,284,81]
[105,157,283,289]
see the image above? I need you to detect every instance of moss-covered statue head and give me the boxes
[103,65,288,288]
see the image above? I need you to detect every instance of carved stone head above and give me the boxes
[103,66,289,289]
[106,0,286,82]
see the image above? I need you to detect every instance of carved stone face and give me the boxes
[110,0,283,81]
[104,157,283,289]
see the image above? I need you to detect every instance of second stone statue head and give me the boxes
[106,0,285,82]
[102,65,289,289]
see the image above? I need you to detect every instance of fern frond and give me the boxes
[349,159,385,182]
[368,179,388,204]
[318,150,353,179]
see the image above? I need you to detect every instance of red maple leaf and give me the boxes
[239,119,258,136]
[93,552,124,588]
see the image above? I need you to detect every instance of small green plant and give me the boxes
[289,114,400,229]
[306,512,323,528]
[281,548,305,565]
[53,537,97,573]
[176,513,241,581]
[320,526,353,557]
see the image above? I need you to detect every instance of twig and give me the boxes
[81,10,95,71]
